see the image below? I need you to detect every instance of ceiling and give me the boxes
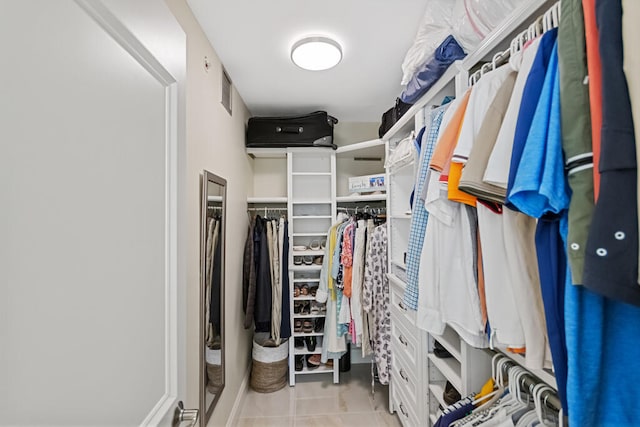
[187,0,427,123]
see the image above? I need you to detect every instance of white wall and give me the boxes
[165,1,254,425]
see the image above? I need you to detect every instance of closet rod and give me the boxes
[520,373,562,412]
[468,0,561,87]
[337,207,386,214]
[499,359,562,412]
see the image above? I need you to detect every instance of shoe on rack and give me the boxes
[300,284,309,296]
[310,302,321,315]
[306,354,320,369]
[313,256,323,265]
[294,337,305,348]
[314,318,325,333]
[303,256,313,265]
[309,240,321,251]
[294,285,301,297]
[294,320,303,333]
[305,336,317,352]
[443,381,461,406]
[295,355,304,372]
[300,302,311,315]
[434,341,452,358]
[302,320,314,333]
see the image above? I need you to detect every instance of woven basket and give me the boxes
[250,336,289,393]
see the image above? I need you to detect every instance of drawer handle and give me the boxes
[398,334,408,346]
[398,301,407,311]
[400,368,408,382]
[399,402,409,418]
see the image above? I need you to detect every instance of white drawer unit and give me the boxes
[392,376,420,427]
[387,271,429,427]
[389,274,416,326]
[390,312,420,371]
[392,349,422,410]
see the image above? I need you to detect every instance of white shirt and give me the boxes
[484,37,543,188]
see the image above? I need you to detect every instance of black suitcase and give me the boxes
[246,111,338,149]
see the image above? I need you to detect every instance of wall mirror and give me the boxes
[200,170,226,425]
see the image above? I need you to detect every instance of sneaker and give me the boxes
[294,337,305,348]
[295,355,304,372]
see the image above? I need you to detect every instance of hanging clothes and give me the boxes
[418,169,487,348]
[624,0,640,284]
[582,0,640,306]
[564,5,640,421]
[363,224,390,385]
[242,215,257,329]
[253,216,272,333]
[350,219,367,346]
[404,105,449,310]
[270,219,282,344]
[504,29,558,211]
[209,218,222,348]
[361,219,376,358]
[279,218,291,339]
[318,218,347,363]
[582,0,603,200]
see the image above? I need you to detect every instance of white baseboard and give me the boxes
[226,365,251,427]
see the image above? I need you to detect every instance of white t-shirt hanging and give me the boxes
[452,64,514,164]
[484,36,543,188]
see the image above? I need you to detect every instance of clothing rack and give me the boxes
[247,206,288,218]
[498,358,561,412]
[336,205,386,215]
[468,1,561,87]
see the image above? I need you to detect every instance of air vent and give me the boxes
[221,68,232,115]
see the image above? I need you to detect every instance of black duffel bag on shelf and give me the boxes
[378,97,413,138]
[246,110,338,149]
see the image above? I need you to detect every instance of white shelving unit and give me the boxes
[382,2,558,425]
[287,149,339,386]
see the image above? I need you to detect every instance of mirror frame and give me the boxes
[200,170,227,425]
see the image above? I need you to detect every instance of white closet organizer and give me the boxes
[248,138,388,385]
[383,1,559,426]
[287,150,338,385]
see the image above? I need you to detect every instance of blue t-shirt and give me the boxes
[505,40,570,412]
[505,28,558,211]
[508,42,570,217]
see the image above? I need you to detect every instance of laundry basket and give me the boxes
[250,333,289,393]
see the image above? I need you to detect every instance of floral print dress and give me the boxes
[363,224,391,385]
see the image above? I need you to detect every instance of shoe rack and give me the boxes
[287,149,339,385]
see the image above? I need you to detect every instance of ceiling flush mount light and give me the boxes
[291,36,342,71]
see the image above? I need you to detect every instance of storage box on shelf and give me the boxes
[335,139,386,202]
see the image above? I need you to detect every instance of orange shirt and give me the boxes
[448,162,477,206]
[430,89,472,172]
[583,0,603,201]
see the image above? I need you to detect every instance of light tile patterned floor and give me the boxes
[235,364,402,426]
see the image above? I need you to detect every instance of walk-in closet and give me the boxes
[4,0,639,426]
